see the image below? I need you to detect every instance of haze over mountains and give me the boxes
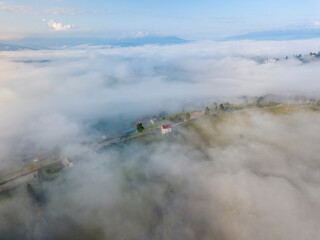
[0,35,188,50]
[225,28,320,41]
[2,27,320,51]
[0,43,34,51]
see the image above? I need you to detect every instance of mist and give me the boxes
[1,39,320,239]
[1,111,320,239]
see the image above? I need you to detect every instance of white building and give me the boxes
[150,116,157,125]
[101,135,107,140]
[161,124,172,135]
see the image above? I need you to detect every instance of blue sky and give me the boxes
[0,0,320,39]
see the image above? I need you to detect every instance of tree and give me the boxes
[158,111,167,118]
[185,112,191,120]
[205,106,210,116]
[317,99,320,106]
[219,104,224,110]
[257,97,264,103]
[256,97,264,107]
[27,184,34,194]
[136,121,144,133]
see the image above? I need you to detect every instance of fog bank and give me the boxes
[1,111,320,239]
[1,40,320,239]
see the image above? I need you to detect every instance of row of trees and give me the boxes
[205,104,224,116]
[185,112,190,120]
[169,115,183,123]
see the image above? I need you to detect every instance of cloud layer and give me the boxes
[0,2,33,14]
[0,39,320,164]
[1,111,320,239]
[1,40,320,239]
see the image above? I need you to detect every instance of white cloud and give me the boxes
[312,20,320,26]
[44,7,91,15]
[42,18,74,31]
[0,2,33,14]
[134,31,149,38]
[0,3,92,15]
[1,39,320,169]
[1,41,320,239]
[118,31,150,39]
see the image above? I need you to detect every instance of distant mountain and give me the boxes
[0,43,35,51]
[1,35,189,50]
[105,35,189,47]
[224,29,320,41]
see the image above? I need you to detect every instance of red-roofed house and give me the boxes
[161,124,172,135]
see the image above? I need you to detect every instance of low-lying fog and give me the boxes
[1,112,320,239]
[1,39,320,239]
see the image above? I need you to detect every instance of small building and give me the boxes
[101,135,107,140]
[161,124,172,135]
[150,116,157,125]
[308,98,316,104]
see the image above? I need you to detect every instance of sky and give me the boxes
[1,0,320,40]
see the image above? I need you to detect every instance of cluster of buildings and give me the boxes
[150,115,173,135]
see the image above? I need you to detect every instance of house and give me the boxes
[101,135,107,140]
[308,98,316,104]
[161,124,172,135]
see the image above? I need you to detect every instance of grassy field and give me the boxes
[130,103,316,148]
[0,156,63,185]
